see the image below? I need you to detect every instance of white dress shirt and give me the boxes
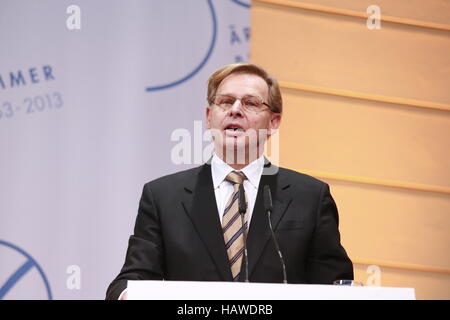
[211,153,265,226]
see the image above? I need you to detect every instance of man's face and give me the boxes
[205,72,281,164]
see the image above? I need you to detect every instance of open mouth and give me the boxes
[223,125,246,137]
[225,126,245,132]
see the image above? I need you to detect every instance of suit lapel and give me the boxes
[246,163,292,279]
[181,164,233,281]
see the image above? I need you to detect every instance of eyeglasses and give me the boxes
[212,94,272,113]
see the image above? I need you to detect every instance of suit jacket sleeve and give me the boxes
[106,183,165,300]
[306,183,354,283]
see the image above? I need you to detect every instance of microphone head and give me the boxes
[238,184,247,213]
[263,185,273,212]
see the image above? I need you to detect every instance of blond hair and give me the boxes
[207,63,282,114]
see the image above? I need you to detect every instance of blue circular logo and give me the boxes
[231,0,251,8]
[0,240,52,300]
[146,0,218,92]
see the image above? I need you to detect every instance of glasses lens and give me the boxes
[242,96,262,111]
[215,95,236,108]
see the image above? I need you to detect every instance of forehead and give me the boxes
[217,73,269,99]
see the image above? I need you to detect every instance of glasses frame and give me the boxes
[212,94,272,114]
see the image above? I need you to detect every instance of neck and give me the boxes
[229,162,246,170]
[215,146,262,170]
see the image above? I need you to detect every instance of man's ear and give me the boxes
[205,106,211,129]
[268,113,281,136]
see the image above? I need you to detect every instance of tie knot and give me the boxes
[225,171,246,185]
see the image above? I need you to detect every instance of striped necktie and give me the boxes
[222,171,248,281]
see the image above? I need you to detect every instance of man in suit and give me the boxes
[106,63,353,300]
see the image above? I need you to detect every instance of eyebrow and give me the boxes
[217,93,261,98]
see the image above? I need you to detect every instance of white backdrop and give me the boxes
[0,0,250,299]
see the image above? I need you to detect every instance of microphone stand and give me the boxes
[264,185,287,284]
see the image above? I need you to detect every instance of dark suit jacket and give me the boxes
[106,162,353,300]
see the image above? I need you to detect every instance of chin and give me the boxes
[223,135,246,149]
[224,139,253,165]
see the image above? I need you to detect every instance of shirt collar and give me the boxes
[211,153,264,190]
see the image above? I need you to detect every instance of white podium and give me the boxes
[127,280,415,300]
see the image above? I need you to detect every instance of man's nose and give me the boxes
[229,98,244,115]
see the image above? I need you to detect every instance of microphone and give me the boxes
[264,185,287,284]
[238,183,249,283]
